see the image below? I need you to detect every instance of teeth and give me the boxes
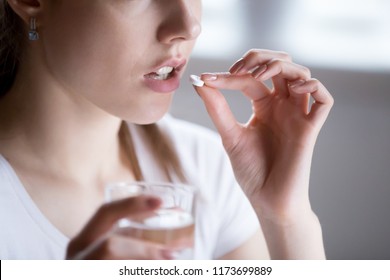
[156,66,174,75]
[154,74,169,80]
[145,66,175,81]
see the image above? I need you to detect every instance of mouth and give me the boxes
[144,61,186,81]
[144,66,175,81]
[143,59,187,93]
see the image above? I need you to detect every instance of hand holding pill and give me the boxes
[191,49,333,259]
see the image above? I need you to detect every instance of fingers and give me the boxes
[66,195,161,258]
[201,59,311,100]
[230,49,292,75]
[254,59,311,82]
[230,49,311,99]
[207,61,311,101]
[193,84,241,148]
[201,72,271,101]
[193,49,333,137]
[72,234,172,260]
[289,78,334,124]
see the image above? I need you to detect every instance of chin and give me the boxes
[133,114,166,125]
[123,107,170,125]
[112,90,174,125]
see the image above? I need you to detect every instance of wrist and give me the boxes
[258,210,326,259]
[253,199,316,227]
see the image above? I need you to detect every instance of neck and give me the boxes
[0,55,132,186]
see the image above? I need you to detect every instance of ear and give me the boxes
[6,0,43,24]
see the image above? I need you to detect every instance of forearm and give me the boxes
[258,210,326,260]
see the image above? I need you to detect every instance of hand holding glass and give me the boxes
[105,182,197,259]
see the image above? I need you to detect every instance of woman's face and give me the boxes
[41,0,202,124]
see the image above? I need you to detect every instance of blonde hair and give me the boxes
[0,1,187,182]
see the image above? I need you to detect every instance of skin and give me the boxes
[195,50,333,259]
[0,0,332,259]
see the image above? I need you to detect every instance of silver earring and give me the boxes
[28,17,39,41]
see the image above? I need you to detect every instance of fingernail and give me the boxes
[252,65,267,79]
[160,249,174,260]
[189,74,204,87]
[146,197,160,208]
[201,73,218,81]
[230,58,245,74]
[289,79,306,88]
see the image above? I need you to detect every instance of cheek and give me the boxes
[43,9,139,93]
[41,6,157,116]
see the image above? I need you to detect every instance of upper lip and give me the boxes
[147,57,187,75]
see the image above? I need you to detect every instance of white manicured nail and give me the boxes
[190,75,204,87]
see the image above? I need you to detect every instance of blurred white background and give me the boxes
[171,0,390,259]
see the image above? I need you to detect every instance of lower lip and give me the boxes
[143,71,180,94]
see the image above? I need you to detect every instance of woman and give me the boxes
[0,0,333,259]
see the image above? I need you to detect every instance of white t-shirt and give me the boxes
[0,115,259,260]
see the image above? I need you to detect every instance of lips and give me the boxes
[143,58,187,94]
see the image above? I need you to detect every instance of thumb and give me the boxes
[192,81,240,147]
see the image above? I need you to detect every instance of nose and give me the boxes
[157,1,201,44]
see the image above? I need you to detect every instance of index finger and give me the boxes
[200,72,271,101]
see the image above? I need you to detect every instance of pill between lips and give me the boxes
[190,75,205,87]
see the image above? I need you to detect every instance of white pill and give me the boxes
[190,75,205,87]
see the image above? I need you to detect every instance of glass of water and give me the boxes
[105,181,197,259]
